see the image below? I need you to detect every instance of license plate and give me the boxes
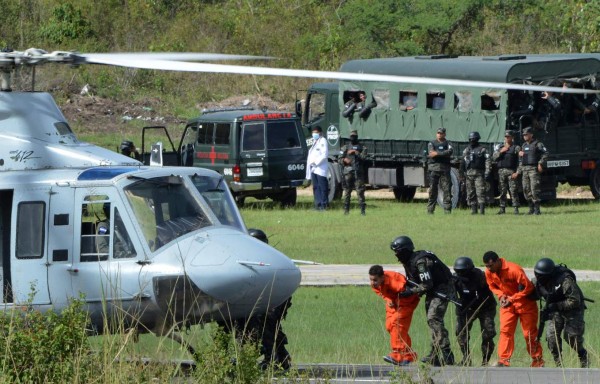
[546,160,569,168]
[247,167,263,177]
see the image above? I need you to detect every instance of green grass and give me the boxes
[241,194,600,270]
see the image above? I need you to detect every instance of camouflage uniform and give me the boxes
[339,138,367,215]
[461,144,491,212]
[427,138,453,213]
[534,267,588,367]
[517,137,549,213]
[453,268,497,366]
[402,250,455,366]
[492,142,521,211]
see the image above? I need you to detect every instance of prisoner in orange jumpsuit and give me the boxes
[483,251,544,367]
[369,265,420,365]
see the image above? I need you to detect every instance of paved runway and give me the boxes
[298,264,600,286]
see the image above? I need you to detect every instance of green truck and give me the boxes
[139,108,308,207]
[297,54,600,206]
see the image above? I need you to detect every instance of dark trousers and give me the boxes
[311,173,329,209]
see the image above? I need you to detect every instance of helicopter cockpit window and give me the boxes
[307,92,325,123]
[400,91,418,111]
[113,208,137,259]
[190,174,245,230]
[454,91,473,112]
[124,176,212,252]
[16,202,45,259]
[481,92,501,111]
[427,91,446,110]
[80,196,110,262]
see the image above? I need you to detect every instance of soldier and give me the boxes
[452,257,497,366]
[483,251,544,367]
[516,127,549,215]
[533,258,589,368]
[390,236,455,366]
[369,265,420,366]
[339,130,368,215]
[426,127,453,214]
[492,130,521,214]
[461,131,491,214]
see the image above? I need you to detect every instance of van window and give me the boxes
[242,123,265,151]
[214,123,231,145]
[266,121,301,149]
[427,91,445,110]
[482,92,501,111]
[197,123,213,144]
[373,89,389,109]
[307,92,326,123]
[400,91,418,111]
[16,202,45,259]
[454,91,473,112]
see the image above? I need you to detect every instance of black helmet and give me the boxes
[534,258,555,276]
[453,256,474,272]
[248,228,269,244]
[390,236,414,252]
[468,131,481,141]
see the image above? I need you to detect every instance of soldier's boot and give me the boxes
[482,344,494,367]
[420,349,437,365]
[528,202,535,215]
[444,208,451,214]
[534,202,541,215]
[360,204,366,216]
[343,203,350,215]
[471,205,478,215]
[513,206,519,215]
[479,203,486,215]
[458,346,471,366]
[497,206,505,215]
[440,349,455,366]
[578,349,589,368]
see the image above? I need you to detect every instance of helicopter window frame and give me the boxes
[16,201,46,259]
[112,207,137,259]
[80,196,111,262]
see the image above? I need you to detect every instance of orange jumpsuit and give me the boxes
[485,258,544,367]
[372,270,420,362]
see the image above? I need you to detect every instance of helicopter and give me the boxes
[0,48,596,353]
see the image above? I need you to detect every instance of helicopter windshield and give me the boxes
[124,175,212,252]
[189,174,245,230]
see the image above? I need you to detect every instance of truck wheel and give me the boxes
[590,167,600,199]
[437,168,464,209]
[234,194,245,208]
[393,186,416,202]
[276,188,297,208]
[327,162,342,202]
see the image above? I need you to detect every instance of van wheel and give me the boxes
[275,189,297,208]
[590,167,600,199]
[392,186,416,202]
[327,162,342,202]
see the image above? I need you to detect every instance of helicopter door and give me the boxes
[11,187,51,305]
[46,185,76,302]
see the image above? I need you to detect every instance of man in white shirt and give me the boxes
[306,126,329,210]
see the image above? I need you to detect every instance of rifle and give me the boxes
[406,279,462,307]
[536,302,550,342]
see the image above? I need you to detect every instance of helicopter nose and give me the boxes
[186,230,301,312]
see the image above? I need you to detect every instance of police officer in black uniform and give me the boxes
[339,130,367,215]
[452,257,497,366]
[426,127,453,214]
[533,258,589,368]
[390,235,455,366]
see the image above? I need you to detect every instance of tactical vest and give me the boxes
[454,269,495,310]
[467,146,486,170]
[496,145,519,170]
[538,266,584,308]
[343,143,364,170]
[407,250,452,285]
[429,140,451,164]
[521,140,541,166]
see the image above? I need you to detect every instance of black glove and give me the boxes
[398,288,415,298]
[546,302,558,311]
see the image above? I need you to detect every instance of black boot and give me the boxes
[440,349,455,366]
[420,349,436,365]
[479,203,485,215]
[458,347,471,366]
[528,202,535,215]
[343,204,349,215]
[578,349,589,368]
[471,205,478,215]
[513,206,519,215]
[497,206,505,215]
[534,202,541,215]
[360,205,366,216]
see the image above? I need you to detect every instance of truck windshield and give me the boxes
[306,92,326,124]
[124,175,213,252]
[189,174,245,230]
[266,121,301,149]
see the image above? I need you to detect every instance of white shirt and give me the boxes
[306,136,329,179]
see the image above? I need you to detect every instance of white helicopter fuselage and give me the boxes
[0,92,301,335]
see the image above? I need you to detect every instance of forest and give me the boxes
[1,0,599,107]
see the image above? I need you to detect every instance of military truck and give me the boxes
[297,54,600,206]
[139,108,308,207]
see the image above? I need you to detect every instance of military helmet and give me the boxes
[468,131,481,141]
[534,258,556,276]
[248,228,269,244]
[453,256,474,271]
[390,236,414,252]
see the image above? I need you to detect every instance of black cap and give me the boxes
[522,127,533,135]
[504,130,514,137]
[437,127,446,134]
[312,126,323,133]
